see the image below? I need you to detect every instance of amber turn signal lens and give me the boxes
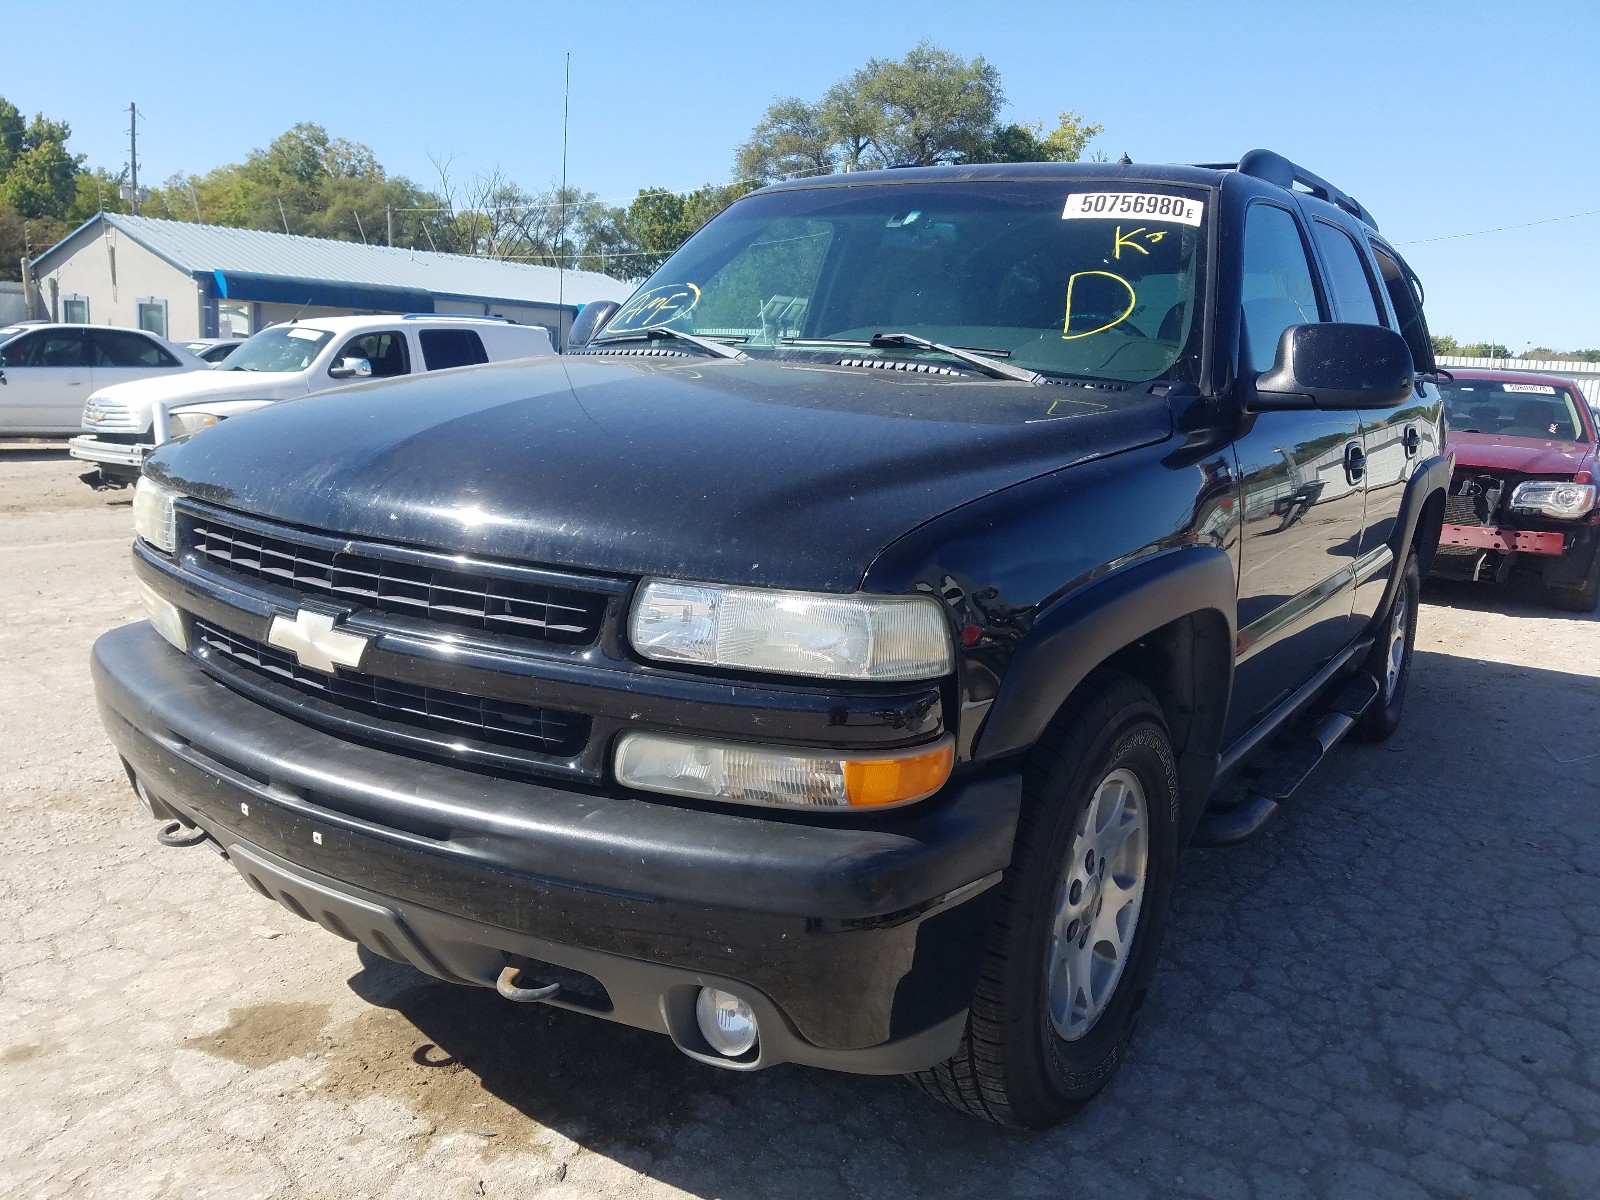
[843,741,955,807]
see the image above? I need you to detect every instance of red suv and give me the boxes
[1434,369,1599,610]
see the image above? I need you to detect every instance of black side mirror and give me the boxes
[1249,323,1414,412]
[567,300,620,350]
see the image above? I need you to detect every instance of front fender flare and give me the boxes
[973,545,1237,765]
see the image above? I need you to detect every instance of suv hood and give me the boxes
[149,356,1171,592]
[91,369,310,414]
[1450,431,1594,476]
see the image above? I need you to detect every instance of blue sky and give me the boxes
[8,0,1599,348]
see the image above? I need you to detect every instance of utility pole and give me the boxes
[127,103,140,214]
[386,203,394,247]
[120,102,149,215]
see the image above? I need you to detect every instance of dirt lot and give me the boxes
[2,447,1597,1199]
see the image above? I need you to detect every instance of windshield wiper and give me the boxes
[591,326,748,361]
[868,333,1043,384]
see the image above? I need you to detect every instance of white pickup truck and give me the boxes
[69,313,555,486]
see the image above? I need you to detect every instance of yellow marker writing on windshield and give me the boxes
[611,282,702,332]
[1114,226,1150,258]
[1113,226,1167,258]
[1062,271,1136,340]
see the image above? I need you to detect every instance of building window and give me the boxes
[218,301,251,339]
[62,294,90,323]
[137,297,168,339]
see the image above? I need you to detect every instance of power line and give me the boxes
[1397,208,1600,246]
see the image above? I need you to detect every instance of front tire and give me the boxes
[1547,546,1600,612]
[912,672,1179,1128]
[1352,549,1420,743]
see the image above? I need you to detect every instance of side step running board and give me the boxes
[1192,673,1380,847]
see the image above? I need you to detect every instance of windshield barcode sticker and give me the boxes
[1062,193,1204,226]
[1502,383,1557,394]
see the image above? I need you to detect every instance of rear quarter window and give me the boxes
[419,329,489,371]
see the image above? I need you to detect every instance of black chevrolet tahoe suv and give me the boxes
[94,150,1449,1128]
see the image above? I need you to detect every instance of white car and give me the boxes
[69,314,555,484]
[181,338,244,365]
[0,324,201,436]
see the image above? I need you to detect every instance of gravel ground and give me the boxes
[1,448,1597,1199]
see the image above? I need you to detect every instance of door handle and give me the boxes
[1343,441,1367,484]
[1402,425,1421,458]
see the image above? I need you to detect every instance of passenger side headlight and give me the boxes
[168,411,220,437]
[629,581,952,681]
[133,478,179,553]
[1510,481,1596,519]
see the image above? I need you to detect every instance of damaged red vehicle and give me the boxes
[1434,369,1600,610]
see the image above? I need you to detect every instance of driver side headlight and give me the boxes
[168,411,220,437]
[629,581,952,681]
[132,478,180,553]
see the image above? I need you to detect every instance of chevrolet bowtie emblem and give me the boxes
[265,609,370,674]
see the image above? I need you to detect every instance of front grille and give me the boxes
[187,512,606,645]
[83,398,141,433]
[193,619,589,759]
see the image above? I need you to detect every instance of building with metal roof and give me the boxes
[28,213,633,346]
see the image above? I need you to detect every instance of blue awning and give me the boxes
[208,270,434,313]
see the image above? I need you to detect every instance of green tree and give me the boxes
[854,41,1003,166]
[606,181,756,281]
[1430,333,1460,355]
[984,111,1105,163]
[0,111,81,220]
[1458,341,1512,359]
[0,98,25,179]
[735,42,1101,183]
[147,123,441,247]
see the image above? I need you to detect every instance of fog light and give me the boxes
[137,579,188,652]
[695,987,758,1057]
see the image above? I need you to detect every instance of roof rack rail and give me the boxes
[1195,149,1377,231]
[399,312,512,322]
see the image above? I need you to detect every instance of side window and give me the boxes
[0,330,88,367]
[0,331,42,366]
[419,328,489,371]
[1240,203,1325,374]
[1311,221,1386,327]
[1368,244,1434,372]
[93,330,180,368]
[334,331,409,378]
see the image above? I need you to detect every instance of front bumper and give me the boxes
[93,622,1020,1073]
[1438,522,1565,556]
[68,434,150,469]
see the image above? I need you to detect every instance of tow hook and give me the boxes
[496,964,561,1003]
[155,818,209,848]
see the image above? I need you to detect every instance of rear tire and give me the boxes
[1352,549,1420,743]
[911,672,1179,1128]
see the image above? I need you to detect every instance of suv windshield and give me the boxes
[1441,379,1592,443]
[221,326,334,373]
[600,181,1208,383]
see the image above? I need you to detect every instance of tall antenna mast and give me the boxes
[126,102,143,214]
[558,52,570,350]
